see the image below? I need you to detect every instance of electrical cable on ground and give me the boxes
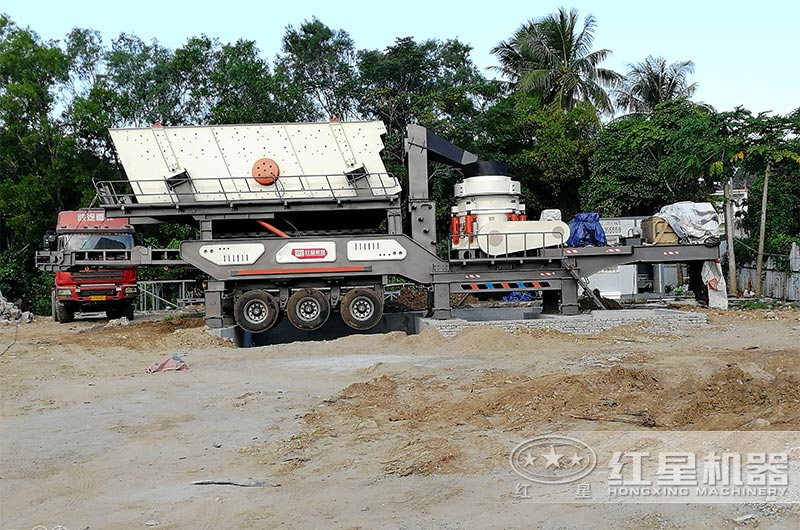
[0,323,19,356]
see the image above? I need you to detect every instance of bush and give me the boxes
[0,249,53,315]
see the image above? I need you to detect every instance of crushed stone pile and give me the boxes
[0,290,34,324]
[105,316,131,327]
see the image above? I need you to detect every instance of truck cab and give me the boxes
[48,210,138,322]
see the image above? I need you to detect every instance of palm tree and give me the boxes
[491,7,621,114]
[614,56,698,115]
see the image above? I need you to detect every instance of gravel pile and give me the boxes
[0,290,34,324]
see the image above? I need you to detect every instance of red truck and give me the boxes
[48,210,138,322]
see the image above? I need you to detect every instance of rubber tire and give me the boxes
[55,301,74,323]
[123,301,135,320]
[340,288,383,331]
[234,290,280,333]
[286,289,330,331]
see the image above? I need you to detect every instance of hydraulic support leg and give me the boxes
[561,280,580,315]
[432,282,451,319]
[204,280,228,328]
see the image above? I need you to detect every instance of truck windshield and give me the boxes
[60,234,134,251]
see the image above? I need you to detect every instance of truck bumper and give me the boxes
[56,284,138,303]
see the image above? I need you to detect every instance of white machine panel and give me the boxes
[454,175,520,197]
[275,241,337,263]
[476,220,570,256]
[198,243,265,266]
[347,239,407,261]
[109,121,400,204]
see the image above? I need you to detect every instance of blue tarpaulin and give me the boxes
[566,213,607,247]
[502,291,533,302]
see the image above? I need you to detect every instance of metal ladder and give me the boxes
[561,258,606,309]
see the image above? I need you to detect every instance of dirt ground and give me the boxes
[2,308,799,529]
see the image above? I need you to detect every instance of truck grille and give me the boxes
[71,270,126,282]
[80,288,117,297]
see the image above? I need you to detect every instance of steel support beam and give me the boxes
[35,247,184,271]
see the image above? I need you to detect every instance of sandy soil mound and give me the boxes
[258,353,799,477]
[53,317,232,350]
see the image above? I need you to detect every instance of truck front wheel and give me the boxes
[55,301,74,323]
[234,290,280,333]
[108,301,135,320]
[123,301,135,320]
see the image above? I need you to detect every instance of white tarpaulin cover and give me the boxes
[702,260,728,309]
[657,202,720,244]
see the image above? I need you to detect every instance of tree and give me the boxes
[614,56,698,115]
[724,110,800,270]
[277,19,360,121]
[206,39,307,124]
[0,15,72,249]
[581,99,719,216]
[64,27,104,98]
[474,94,599,216]
[104,34,218,126]
[0,16,80,312]
[491,7,620,114]
[358,37,497,156]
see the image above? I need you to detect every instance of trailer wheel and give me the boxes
[340,288,383,330]
[234,290,280,333]
[286,288,330,331]
[55,301,74,323]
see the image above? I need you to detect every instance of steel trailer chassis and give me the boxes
[37,123,720,334]
[38,233,719,327]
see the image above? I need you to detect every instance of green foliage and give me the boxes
[737,112,800,251]
[136,224,203,282]
[277,18,359,120]
[737,300,770,310]
[582,100,719,216]
[0,16,71,249]
[614,56,698,115]
[358,37,496,142]
[473,94,599,216]
[721,109,800,270]
[207,39,303,124]
[0,246,52,313]
[491,7,620,114]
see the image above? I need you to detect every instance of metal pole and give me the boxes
[723,178,738,296]
[755,162,771,297]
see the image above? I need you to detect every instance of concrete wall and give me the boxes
[417,309,707,338]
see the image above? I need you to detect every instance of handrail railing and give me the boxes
[137,279,202,312]
[94,171,399,207]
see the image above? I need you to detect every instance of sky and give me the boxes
[3,0,798,116]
